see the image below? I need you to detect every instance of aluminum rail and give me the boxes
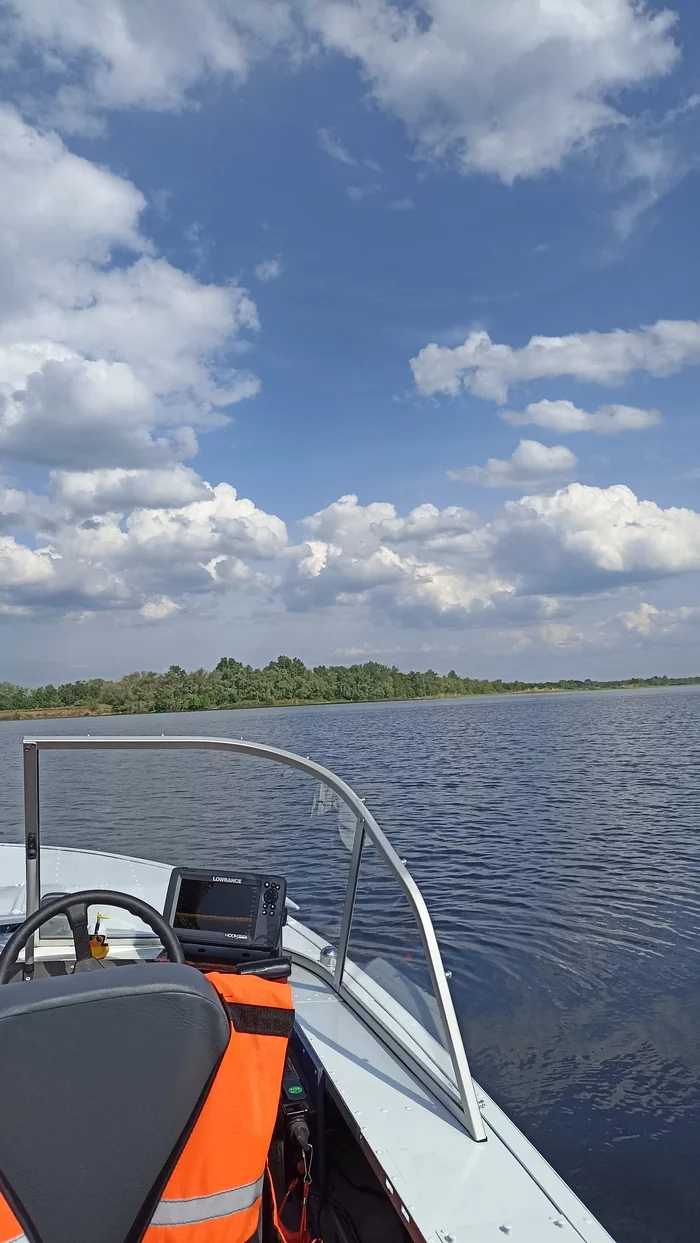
[22,735,486,1142]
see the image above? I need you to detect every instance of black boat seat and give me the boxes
[0,964,231,1243]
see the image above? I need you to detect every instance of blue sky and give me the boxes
[1,0,700,683]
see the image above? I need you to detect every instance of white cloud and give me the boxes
[483,599,700,656]
[299,493,479,551]
[278,483,700,633]
[0,536,54,588]
[0,482,56,534]
[317,127,356,165]
[0,109,259,473]
[124,483,288,566]
[0,105,145,271]
[289,493,523,625]
[0,356,193,469]
[307,0,679,183]
[50,466,210,514]
[4,0,297,128]
[8,468,700,644]
[290,535,514,625]
[300,485,700,624]
[493,483,700,594]
[16,255,260,410]
[388,198,415,211]
[448,439,576,489]
[255,258,283,282]
[3,0,685,210]
[532,599,700,652]
[502,399,661,435]
[0,480,288,616]
[411,319,700,402]
[616,601,700,643]
[139,596,180,622]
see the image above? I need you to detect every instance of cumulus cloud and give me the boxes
[482,599,700,656]
[8,470,700,640]
[299,493,479,551]
[0,357,195,469]
[275,483,700,632]
[502,399,661,435]
[0,108,259,476]
[411,320,700,403]
[0,536,54,588]
[124,483,288,566]
[290,536,515,625]
[307,0,678,183]
[0,481,287,616]
[0,104,145,270]
[3,0,297,128]
[4,1,681,190]
[139,596,180,622]
[493,483,700,594]
[255,258,283,282]
[448,439,576,489]
[532,600,700,652]
[616,601,700,644]
[25,255,260,410]
[50,466,210,514]
[0,481,56,534]
[289,493,523,625]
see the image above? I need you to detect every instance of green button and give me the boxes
[287,1084,304,1095]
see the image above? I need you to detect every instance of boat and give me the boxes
[0,734,616,1243]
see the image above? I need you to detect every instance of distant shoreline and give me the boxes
[2,681,698,724]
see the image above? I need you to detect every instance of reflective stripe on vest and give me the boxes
[150,1174,264,1228]
[144,970,294,1243]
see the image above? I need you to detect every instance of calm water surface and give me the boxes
[1,687,700,1243]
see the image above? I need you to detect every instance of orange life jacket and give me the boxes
[144,971,294,1243]
[0,1199,24,1243]
[0,970,294,1243]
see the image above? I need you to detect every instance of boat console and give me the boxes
[164,866,288,969]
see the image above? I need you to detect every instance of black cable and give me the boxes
[334,1163,387,1201]
[308,1188,364,1243]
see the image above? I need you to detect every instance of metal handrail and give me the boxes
[22,735,486,1142]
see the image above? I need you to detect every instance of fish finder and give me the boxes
[164,867,287,963]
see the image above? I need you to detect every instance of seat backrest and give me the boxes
[0,964,230,1243]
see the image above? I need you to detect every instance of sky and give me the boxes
[1,0,700,685]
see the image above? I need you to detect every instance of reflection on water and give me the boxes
[1,687,700,1243]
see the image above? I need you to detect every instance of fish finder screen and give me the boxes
[174,878,258,937]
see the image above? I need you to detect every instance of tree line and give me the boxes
[1,656,698,716]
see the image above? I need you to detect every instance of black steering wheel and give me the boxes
[0,889,185,984]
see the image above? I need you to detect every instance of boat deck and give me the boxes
[289,959,613,1243]
[0,843,615,1243]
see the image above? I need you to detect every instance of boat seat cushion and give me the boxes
[0,963,231,1243]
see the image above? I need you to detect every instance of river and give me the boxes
[1,687,699,1243]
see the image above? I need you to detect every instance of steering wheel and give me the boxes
[0,889,185,984]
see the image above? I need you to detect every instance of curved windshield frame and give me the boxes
[22,734,485,1141]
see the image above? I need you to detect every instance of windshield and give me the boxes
[21,735,481,1133]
